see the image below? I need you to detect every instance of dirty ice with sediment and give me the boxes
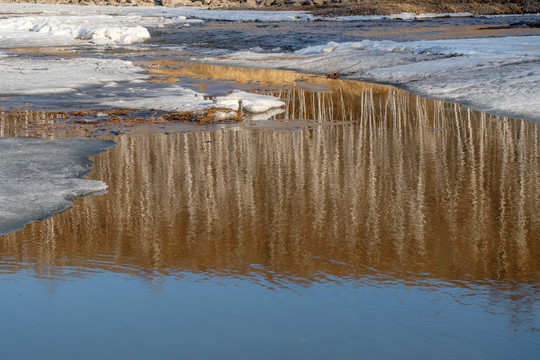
[1,3,540,234]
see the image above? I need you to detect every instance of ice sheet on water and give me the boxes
[0,138,115,236]
[0,55,147,95]
[213,36,540,122]
[100,85,212,112]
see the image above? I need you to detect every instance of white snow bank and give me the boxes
[0,16,150,47]
[213,36,540,122]
[0,138,115,236]
[0,56,147,95]
[295,37,540,57]
[215,91,285,114]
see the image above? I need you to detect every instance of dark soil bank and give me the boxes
[2,0,540,16]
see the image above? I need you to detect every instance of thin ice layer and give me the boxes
[100,85,213,112]
[213,36,540,122]
[0,138,116,236]
[0,56,147,95]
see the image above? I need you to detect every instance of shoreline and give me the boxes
[1,1,539,16]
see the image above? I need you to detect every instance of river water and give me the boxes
[1,13,540,360]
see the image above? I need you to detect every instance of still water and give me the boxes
[1,69,539,359]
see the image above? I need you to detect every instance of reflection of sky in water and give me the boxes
[1,69,540,358]
[1,273,539,360]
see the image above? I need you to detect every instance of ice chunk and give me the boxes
[76,25,150,45]
[215,91,285,114]
[390,13,417,21]
[0,138,116,236]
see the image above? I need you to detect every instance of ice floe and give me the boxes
[100,85,213,112]
[0,138,115,236]
[0,55,147,95]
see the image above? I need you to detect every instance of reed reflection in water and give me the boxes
[1,81,539,287]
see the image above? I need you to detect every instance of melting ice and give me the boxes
[214,36,540,122]
[0,138,115,236]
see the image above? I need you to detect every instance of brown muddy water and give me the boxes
[1,66,539,359]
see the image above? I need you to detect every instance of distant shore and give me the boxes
[1,0,539,16]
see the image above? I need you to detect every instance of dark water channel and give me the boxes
[1,65,539,359]
[149,14,540,53]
